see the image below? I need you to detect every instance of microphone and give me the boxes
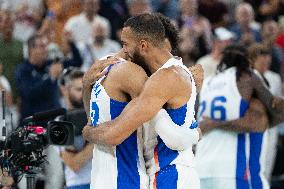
[1,90,6,140]
[33,108,66,121]
[23,108,66,123]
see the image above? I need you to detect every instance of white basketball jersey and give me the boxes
[89,61,148,189]
[145,57,198,188]
[196,67,250,182]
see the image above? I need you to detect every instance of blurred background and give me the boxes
[1,0,284,189]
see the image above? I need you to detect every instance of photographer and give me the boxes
[46,68,92,189]
[15,34,63,123]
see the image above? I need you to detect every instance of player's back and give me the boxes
[89,60,148,189]
[146,57,199,188]
[196,67,250,184]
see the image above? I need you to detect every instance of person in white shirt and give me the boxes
[58,69,93,189]
[1,0,44,42]
[79,19,121,71]
[197,27,234,79]
[249,43,283,182]
[64,0,111,45]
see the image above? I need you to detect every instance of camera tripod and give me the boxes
[25,173,36,189]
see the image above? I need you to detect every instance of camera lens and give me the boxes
[49,126,69,145]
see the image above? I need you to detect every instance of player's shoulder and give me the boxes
[153,65,189,82]
[148,66,187,91]
[109,61,148,81]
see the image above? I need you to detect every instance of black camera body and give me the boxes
[0,108,75,179]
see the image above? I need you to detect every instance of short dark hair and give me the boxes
[218,44,251,80]
[27,34,42,50]
[124,13,165,47]
[153,13,179,55]
[248,43,270,61]
[60,67,84,86]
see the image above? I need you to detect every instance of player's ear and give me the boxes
[139,39,148,51]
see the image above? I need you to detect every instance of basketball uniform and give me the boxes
[89,61,149,189]
[145,57,200,189]
[196,67,250,189]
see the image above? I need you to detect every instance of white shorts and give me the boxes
[150,164,200,189]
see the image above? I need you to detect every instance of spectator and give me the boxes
[198,0,229,29]
[99,0,128,41]
[0,11,23,102]
[229,3,262,46]
[80,20,121,71]
[249,43,282,182]
[1,0,45,42]
[276,17,284,51]
[151,0,179,20]
[177,0,213,62]
[245,0,280,22]
[219,0,242,24]
[127,0,152,16]
[57,69,92,189]
[262,20,283,77]
[41,0,82,47]
[15,34,62,122]
[197,27,234,78]
[64,0,111,44]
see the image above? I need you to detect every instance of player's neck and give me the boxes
[147,48,173,74]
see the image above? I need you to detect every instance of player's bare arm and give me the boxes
[199,99,268,133]
[249,73,284,126]
[83,61,148,144]
[83,67,191,146]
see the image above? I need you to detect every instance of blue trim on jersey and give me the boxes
[109,99,140,189]
[240,99,249,117]
[156,164,178,189]
[105,64,115,76]
[249,132,264,189]
[189,121,199,129]
[156,136,179,170]
[155,105,188,170]
[236,133,249,189]
[166,104,187,126]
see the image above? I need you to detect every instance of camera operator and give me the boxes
[15,34,63,123]
[46,68,93,189]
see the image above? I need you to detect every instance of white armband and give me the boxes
[150,109,199,151]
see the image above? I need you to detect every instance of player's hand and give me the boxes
[272,96,284,108]
[199,117,219,134]
[82,125,93,143]
[189,64,204,93]
[83,57,119,86]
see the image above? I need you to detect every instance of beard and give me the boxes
[69,95,84,109]
[131,48,151,76]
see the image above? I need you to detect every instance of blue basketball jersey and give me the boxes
[89,62,148,189]
[196,67,250,189]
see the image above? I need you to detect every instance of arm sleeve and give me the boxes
[150,109,199,151]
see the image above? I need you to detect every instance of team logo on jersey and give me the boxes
[90,102,99,126]
[189,121,198,129]
[94,83,101,98]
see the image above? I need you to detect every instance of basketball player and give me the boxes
[82,14,201,189]
[195,44,284,189]
[83,13,200,189]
